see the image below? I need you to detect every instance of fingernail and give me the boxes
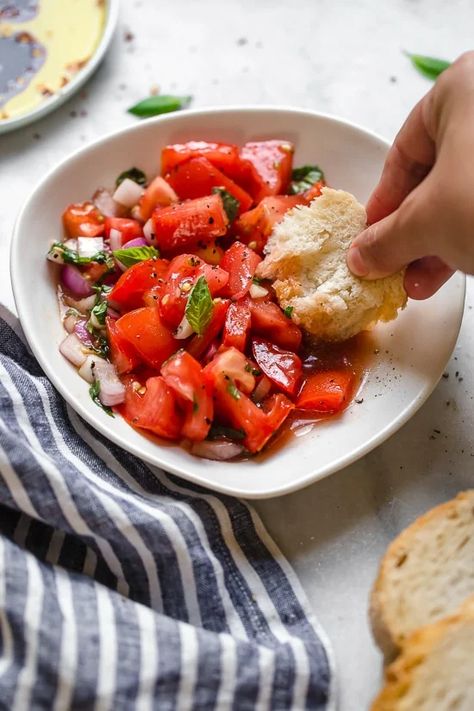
[347,246,369,277]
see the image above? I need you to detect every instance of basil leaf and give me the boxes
[212,187,240,222]
[89,380,114,416]
[283,306,294,318]
[227,381,241,400]
[185,276,213,335]
[128,95,192,118]
[90,299,108,327]
[288,165,325,195]
[49,242,114,269]
[116,167,147,187]
[113,246,159,268]
[406,53,450,80]
[207,424,245,441]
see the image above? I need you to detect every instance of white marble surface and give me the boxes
[1,1,474,708]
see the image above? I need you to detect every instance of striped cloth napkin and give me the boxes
[0,309,334,711]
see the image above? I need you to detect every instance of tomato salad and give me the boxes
[48,139,359,461]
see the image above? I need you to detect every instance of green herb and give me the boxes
[185,276,213,335]
[283,306,294,318]
[252,276,263,285]
[288,165,325,195]
[227,381,241,400]
[89,380,114,417]
[90,299,108,327]
[115,167,147,187]
[113,245,159,268]
[212,187,240,222]
[128,94,192,118]
[64,307,81,318]
[207,424,245,441]
[93,284,112,296]
[252,368,261,377]
[49,242,114,269]
[405,52,451,80]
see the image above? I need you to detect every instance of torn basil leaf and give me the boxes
[288,165,325,195]
[212,187,240,222]
[406,53,451,80]
[116,167,147,187]
[89,380,114,416]
[113,245,159,268]
[185,276,213,335]
[128,95,192,118]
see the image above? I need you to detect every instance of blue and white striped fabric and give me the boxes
[0,309,334,711]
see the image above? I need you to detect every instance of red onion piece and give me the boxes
[143,218,156,244]
[74,319,94,347]
[59,334,88,367]
[109,228,123,251]
[122,237,148,249]
[63,293,96,313]
[93,359,125,406]
[61,265,93,297]
[252,375,272,403]
[191,440,244,461]
[93,188,125,218]
[107,306,120,320]
[113,178,144,208]
[63,312,79,334]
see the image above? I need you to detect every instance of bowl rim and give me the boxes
[10,106,466,498]
[0,0,120,135]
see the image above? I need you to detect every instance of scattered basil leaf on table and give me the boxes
[113,246,160,268]
[288,165,325,195]
[128,95,192,118]
[185,276,213,335]
[406,53,451,80]
[115,167,147,187]
[89,380,114,417]
[212,187,240,222]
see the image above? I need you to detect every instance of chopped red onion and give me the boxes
[63,293,96,313]
[109,228,122,251]
[73,320,94,347]
[252,375,272,403]
[61,265,93,297]
[77,236,104,258]
[63,312,79,334]
[78,358,125,406]
[174,314,193,340]
[122,237,148,249]
[107,306,120,320]
[143,218,156,244]
[93,188,125,217]
[191,440,244,461]
[113,178,144,208]
[59,333,88,367]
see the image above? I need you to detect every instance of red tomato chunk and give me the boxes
[296,370,355,414]
[251,338,302,396]
[115,307,178,370]
[162,351,213,441]
[119,376,182,439]
[161,141,241,175]
[219,242,261,300]
[151,194,229,253]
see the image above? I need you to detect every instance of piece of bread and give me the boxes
[256,187,407,341]
[371,595,474,711]
[370,490,474,661]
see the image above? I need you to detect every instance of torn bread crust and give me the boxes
[257,187,407,341]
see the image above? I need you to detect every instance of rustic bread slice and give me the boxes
[256,187,406,341]
[370,490,474,661]
[371,595,474,711]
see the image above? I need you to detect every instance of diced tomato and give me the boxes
[204,347,255,394]
[107,259,169,311]
[143,283,166,308]
[235,141,294,203]
[250,301,302,351]
[63,202,105,238]
[166,157,253,215]
[194,240,224,265]
[219,242,261,300]
[106,317,141,374]
[223,299,251,352]
[161,350,213,441]
[296,370,355,413]
[303,180,325,203]
[187,299,229,360]
[118,376,182,439]
[137,176,178,222]
[158,254,229,329]
[161,141,240,176]
[104,217,143,244]
[234,195,305,253]
[81,262,110,284]
[205,355,293,453]
[115,307,178,369]
[151,194,229,254]
[251,338,302,396]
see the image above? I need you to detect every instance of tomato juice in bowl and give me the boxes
[11,108,464,497]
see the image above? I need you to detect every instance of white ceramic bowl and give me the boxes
[0,0,119,135]
[10,107,465,498]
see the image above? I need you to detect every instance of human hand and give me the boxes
[347,51,474,299]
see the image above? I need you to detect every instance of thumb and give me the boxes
[347,193,429,279]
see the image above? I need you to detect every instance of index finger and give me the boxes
[366,93,436,225]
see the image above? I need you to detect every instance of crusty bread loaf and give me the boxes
[370,490,474,661]
[256,187,406,341]
[371,595,474,711]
